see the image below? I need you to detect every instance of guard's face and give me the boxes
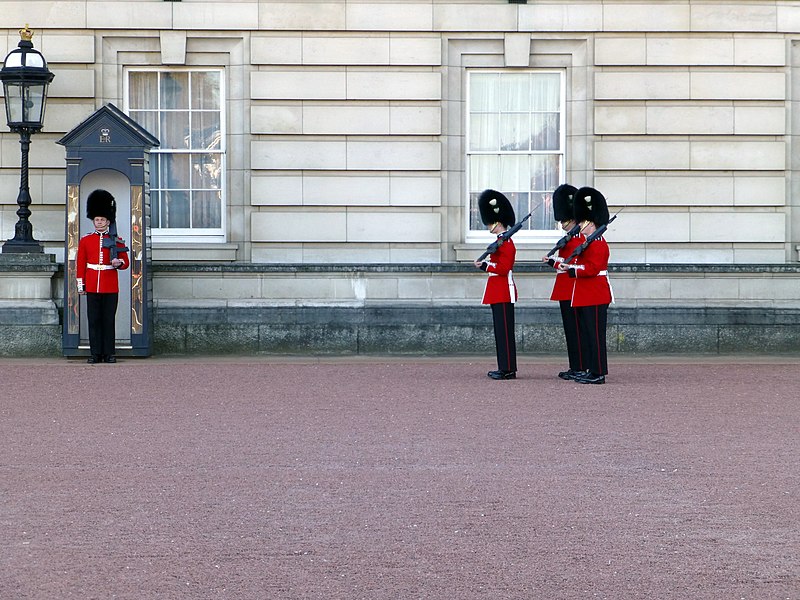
[93,216,110,230]
[489,222,501,234]
[561,220,575,231]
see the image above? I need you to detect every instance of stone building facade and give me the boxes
[1,1,799,356]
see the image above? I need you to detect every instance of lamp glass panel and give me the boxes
[4,52,23,68]
[3,82,23,123]
[23,84,46,125]
[25,53,45,68]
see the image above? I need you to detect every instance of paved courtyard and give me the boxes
[1,356,798,599]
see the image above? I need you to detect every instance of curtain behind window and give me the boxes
[468,71,563,232]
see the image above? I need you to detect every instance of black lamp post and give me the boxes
[0,25,54,253]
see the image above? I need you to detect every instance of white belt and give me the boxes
[87,263,116,271]
[558,269,607,275]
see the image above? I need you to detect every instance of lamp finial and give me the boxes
[19,25,34,42]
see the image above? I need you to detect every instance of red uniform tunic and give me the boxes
[480,238,517,305]
[548,234,584,301]
[76,230,130,294]
[568,236,611,307]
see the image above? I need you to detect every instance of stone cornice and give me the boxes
[149,262,800,275]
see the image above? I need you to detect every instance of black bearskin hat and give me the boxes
[552,184,577,222]
[86,189,116,222]
[478,189,516,228]
[573,186,609,227]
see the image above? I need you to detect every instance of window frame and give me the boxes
[123,67,227,243]
[465,69,567,243]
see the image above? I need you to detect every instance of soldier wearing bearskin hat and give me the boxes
[76,189,130,364]
[473,189,518,380]
[542,184,586,381]
[557,186,612,384]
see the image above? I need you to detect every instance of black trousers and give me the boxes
[559,300,583,371]
[575,303,609,376]
[490,302,517,373]
[86,293,118,358]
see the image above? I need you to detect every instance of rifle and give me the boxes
[563,210,621,264]
[102,220,129,262]
[475,211,534,262]
[545,222,582,259]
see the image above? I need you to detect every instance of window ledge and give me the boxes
[152,243,239,263]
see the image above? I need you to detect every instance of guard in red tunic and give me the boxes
[559,186,612,384]
[76,189,130,364]
[543,184,585,381]
[474,189,518,380]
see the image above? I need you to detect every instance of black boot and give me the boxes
[488,370,516,380]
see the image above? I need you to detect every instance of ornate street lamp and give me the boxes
[1,25,54,253]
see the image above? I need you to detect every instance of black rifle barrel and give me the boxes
[545,222,582,258]
[563,213,618,264]
[475,211,533,263]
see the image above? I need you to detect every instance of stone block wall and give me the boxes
[2,2,800,358]
[2,262,799,356]
[2,0,798,266]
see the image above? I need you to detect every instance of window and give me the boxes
[467,71,565,236]
[126,69,225,240]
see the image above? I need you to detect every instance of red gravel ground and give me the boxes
[1,356,798,600]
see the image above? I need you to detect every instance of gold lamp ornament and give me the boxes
[19,24,34,42]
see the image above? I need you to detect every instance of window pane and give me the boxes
[530,154,560,192]
[499,74,530,112]
[469,155,500,190]
[130,110,158,140]
[191,153,222,190]
[532,73,561,111]
[469,191,483,230]
[151,190,162,228]
[129,72,157,110]
[150,155,161,189]
[191,71,221,110]
[161,72,189,109]
[499,113,531,151]
[470,73,498,111]
[498,155,529,190]
[191,111,221,151]
[469,114,498,152]
[531,190,555,230]
[160,111,190,149]
[532,113,560,151]
[506,192,529,226]
[192,191,222,229]
[162,154,191,189]
[163,191,190,228]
